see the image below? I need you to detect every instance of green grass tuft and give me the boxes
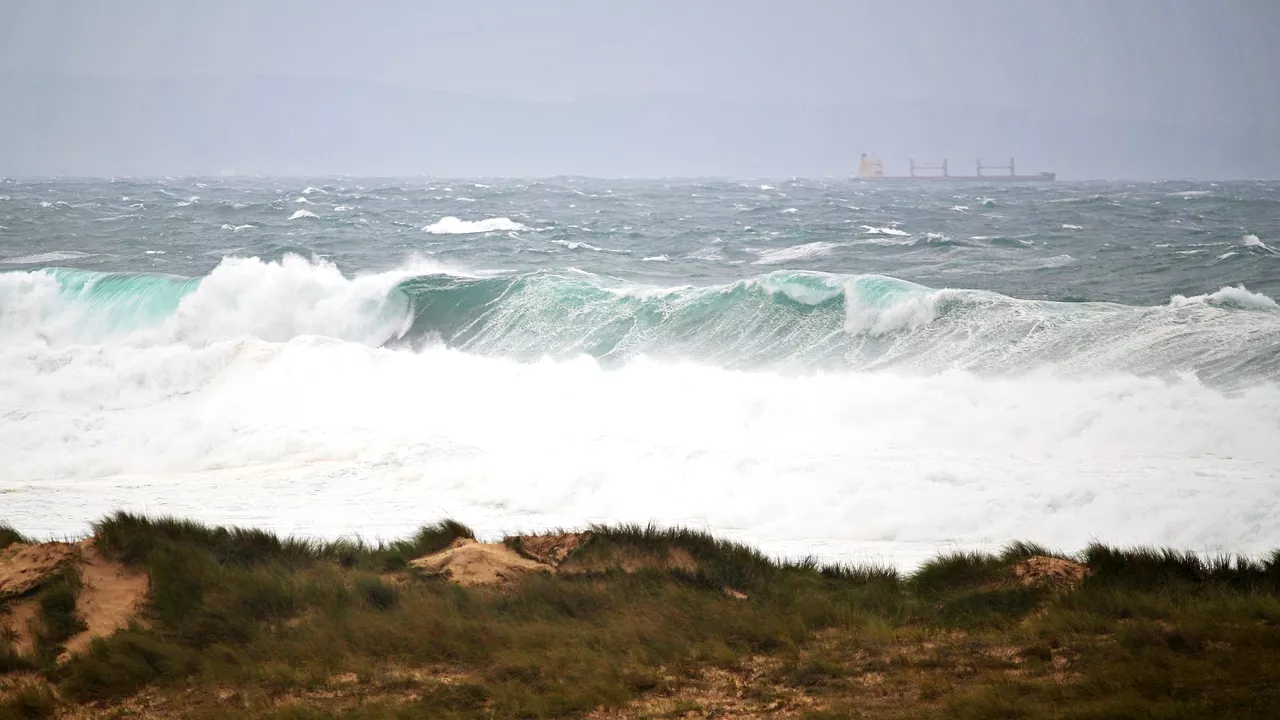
[1083,543,1280,592]
[0,524,26,551]
[0,682,56,720]
[820,562,901,586]
[59,631,197,702]
[93,512,476,573]
[910,550,1006,597]
[355,576,399,611]
[93,512,323,568]
[999,540,1068,562]
[31,568,87,666]
[585,523,786,592]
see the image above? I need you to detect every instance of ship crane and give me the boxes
[859,154,1054,182]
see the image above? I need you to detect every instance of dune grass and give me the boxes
[29,568,86,668]
[2,515,1279,718]
[0,525,25,552]
[91,512,475,571]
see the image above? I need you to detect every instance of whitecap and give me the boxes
[861,225,910,237]
[1242,234,1277,255]
[289,210,318,220]
[752,241,840,265]
[1039,254,1076,268]
[424,217,526,234]
[1170,285,1278,311]
[551,239,629,254]
[0,250,94,264]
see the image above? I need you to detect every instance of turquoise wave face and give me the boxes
[392,271,935,367]
[45,268,202,333]
[391,269,1279,383]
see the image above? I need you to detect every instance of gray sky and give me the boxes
[1,0,1277,178]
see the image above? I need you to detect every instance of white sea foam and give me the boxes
[0,256,416,347]
[1169,285,1279,311]
[1,250,94,265]
[861,225,910,236]
[641,255,669,262]
[294,197,314,204]
[782,207,799,214]
[1062,224,1083,230]
[752,241,840,265]
[288,209,318,220]
[1242,234,1277,254]
[3,340,1278,568]
[843,284,947,336]
[424,217,526,234]
[1039,254,1077,268]
[220,224,254,231]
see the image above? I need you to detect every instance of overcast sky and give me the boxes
[1,0,1277,178]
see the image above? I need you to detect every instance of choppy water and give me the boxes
[2,177,1278,566]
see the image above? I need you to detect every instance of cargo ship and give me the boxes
[859,154,1055,182]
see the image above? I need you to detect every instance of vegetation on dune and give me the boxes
[0,525,26,552]
[91,513,476,571]
[2,514,1280,718]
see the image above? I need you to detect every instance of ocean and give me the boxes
[1,177,1278,567]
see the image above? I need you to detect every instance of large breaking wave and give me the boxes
[3,254,1278,383]
[4,254,1280,565]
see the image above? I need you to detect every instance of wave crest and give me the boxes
[3,257,1278,383]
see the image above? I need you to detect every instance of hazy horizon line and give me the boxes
[4,174,1276,183]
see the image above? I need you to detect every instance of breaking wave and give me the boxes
[3,255,1278,383]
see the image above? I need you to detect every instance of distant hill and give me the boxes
[0,73,1274,179]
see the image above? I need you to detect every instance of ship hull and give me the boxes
[859,174,1055,182]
